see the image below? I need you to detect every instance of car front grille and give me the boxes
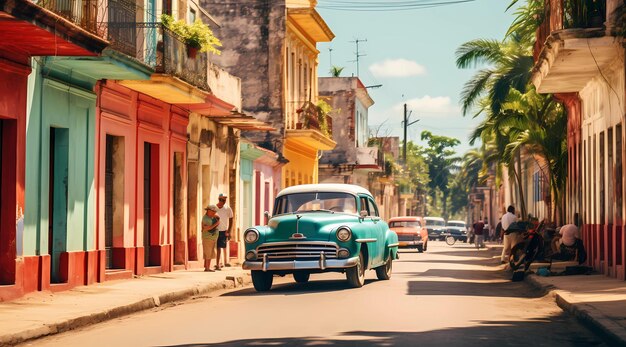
[256,242,339,261]
[397,234,418,242]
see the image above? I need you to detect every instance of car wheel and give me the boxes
[293,271,310,283]
[445,235,456,246]
[375,252,392,280]
[346,251,366,288]
[251,270,273,292]
[509,244,527,271]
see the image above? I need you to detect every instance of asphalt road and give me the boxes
[23,242,607,347]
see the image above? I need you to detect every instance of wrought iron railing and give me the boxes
[534,0,606,59]
[292,101,333,138]
[36,0,101,35]
[107,22,208,90]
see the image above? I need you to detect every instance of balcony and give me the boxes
[534,0,607,59]
[285,101,336,151]
[36,0,101,35]
[531,0,617,93]
[109,22,208,93]
[355,147,384,172]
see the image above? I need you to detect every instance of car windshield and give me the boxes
[425,219,445,227]
[389,221,421,228]
[447,222,466,227]
[273,192,357,215]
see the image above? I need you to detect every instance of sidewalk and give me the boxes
[0,267,251,346]
[490,243,626,346]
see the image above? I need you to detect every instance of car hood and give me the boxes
[266,213,358,242]
[447,226,466,231]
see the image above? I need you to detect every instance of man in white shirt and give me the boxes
[500,205,520,263]
[215,193,234,270]
[556,224,579,247]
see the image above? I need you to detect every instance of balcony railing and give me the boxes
[293,101,333,138]
[534,0,607,59]
[36,0,100,35]
[107,22,208,90]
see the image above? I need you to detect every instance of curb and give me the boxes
[525,274,626,346]
[0,274,251,346]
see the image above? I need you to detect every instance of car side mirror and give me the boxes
[264,211,270,225]
[360,210,368,219]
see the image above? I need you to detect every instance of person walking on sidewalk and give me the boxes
[500,205,519,263]
[202,205,220,272]
[473,219,485,249]
[215,193,234,270]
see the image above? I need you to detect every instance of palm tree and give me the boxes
[330,66,344,77]
[455,34,534,117]
[502,89,567,223]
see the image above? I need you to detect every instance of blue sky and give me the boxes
[317,0,517,155]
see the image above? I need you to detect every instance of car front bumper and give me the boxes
[243,256,359,272]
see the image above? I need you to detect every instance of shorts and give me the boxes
[202,239,216,259]
[217,231,228,248]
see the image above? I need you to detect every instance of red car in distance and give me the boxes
[388,216,429,252]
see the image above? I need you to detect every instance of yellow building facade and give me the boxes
[282,0,336,188]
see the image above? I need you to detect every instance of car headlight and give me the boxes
[244,229,260,244]
[245,251,257,260]
[338,248,350,258]
[336,226,352,242]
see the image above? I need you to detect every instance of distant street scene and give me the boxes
[23,242,606,347]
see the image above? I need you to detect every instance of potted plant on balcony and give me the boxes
[161,14,222,58]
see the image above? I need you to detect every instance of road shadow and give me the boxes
[407,279,543,298]
[399,258,499,267]
[220,278,376,297]
[432,249,498,259]
[156,313,606,346]
[415,268,505,281]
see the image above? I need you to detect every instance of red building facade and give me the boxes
[95,81,189,281]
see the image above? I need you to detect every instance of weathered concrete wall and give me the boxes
[207,63,242,112]
[318,77,357,166]
[204,0,286,149]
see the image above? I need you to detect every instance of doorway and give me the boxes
[143,142,160,266]
[0,119,17,285]
[105,135,124,269]
[187,161,198,261]
[49,127,69,283]
[173,152,185,265]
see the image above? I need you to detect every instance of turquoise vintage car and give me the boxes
[243,184,399,291]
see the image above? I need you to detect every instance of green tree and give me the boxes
[420,131,460,219]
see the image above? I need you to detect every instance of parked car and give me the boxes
[388,216,429,252]
[242,184,399,291]
[445,220,468,242]
[424,216,446,241]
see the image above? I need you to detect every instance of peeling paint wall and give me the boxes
[205,1,287,148]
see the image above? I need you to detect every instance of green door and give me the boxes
[49,128,69,283]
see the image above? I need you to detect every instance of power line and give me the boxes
[318,0,476,11]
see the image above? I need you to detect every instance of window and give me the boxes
[273,192,357,215]
[600,132,605,223]
[188,7,196,23]
[616,124,623,219]
[368,198,379,217]
[390,221,421,228]
[608,128,614,224]
[359,197,370,216]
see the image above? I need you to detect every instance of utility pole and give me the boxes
[403,103,408,163]
[350,38,367,76]
[402,104,420,163]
